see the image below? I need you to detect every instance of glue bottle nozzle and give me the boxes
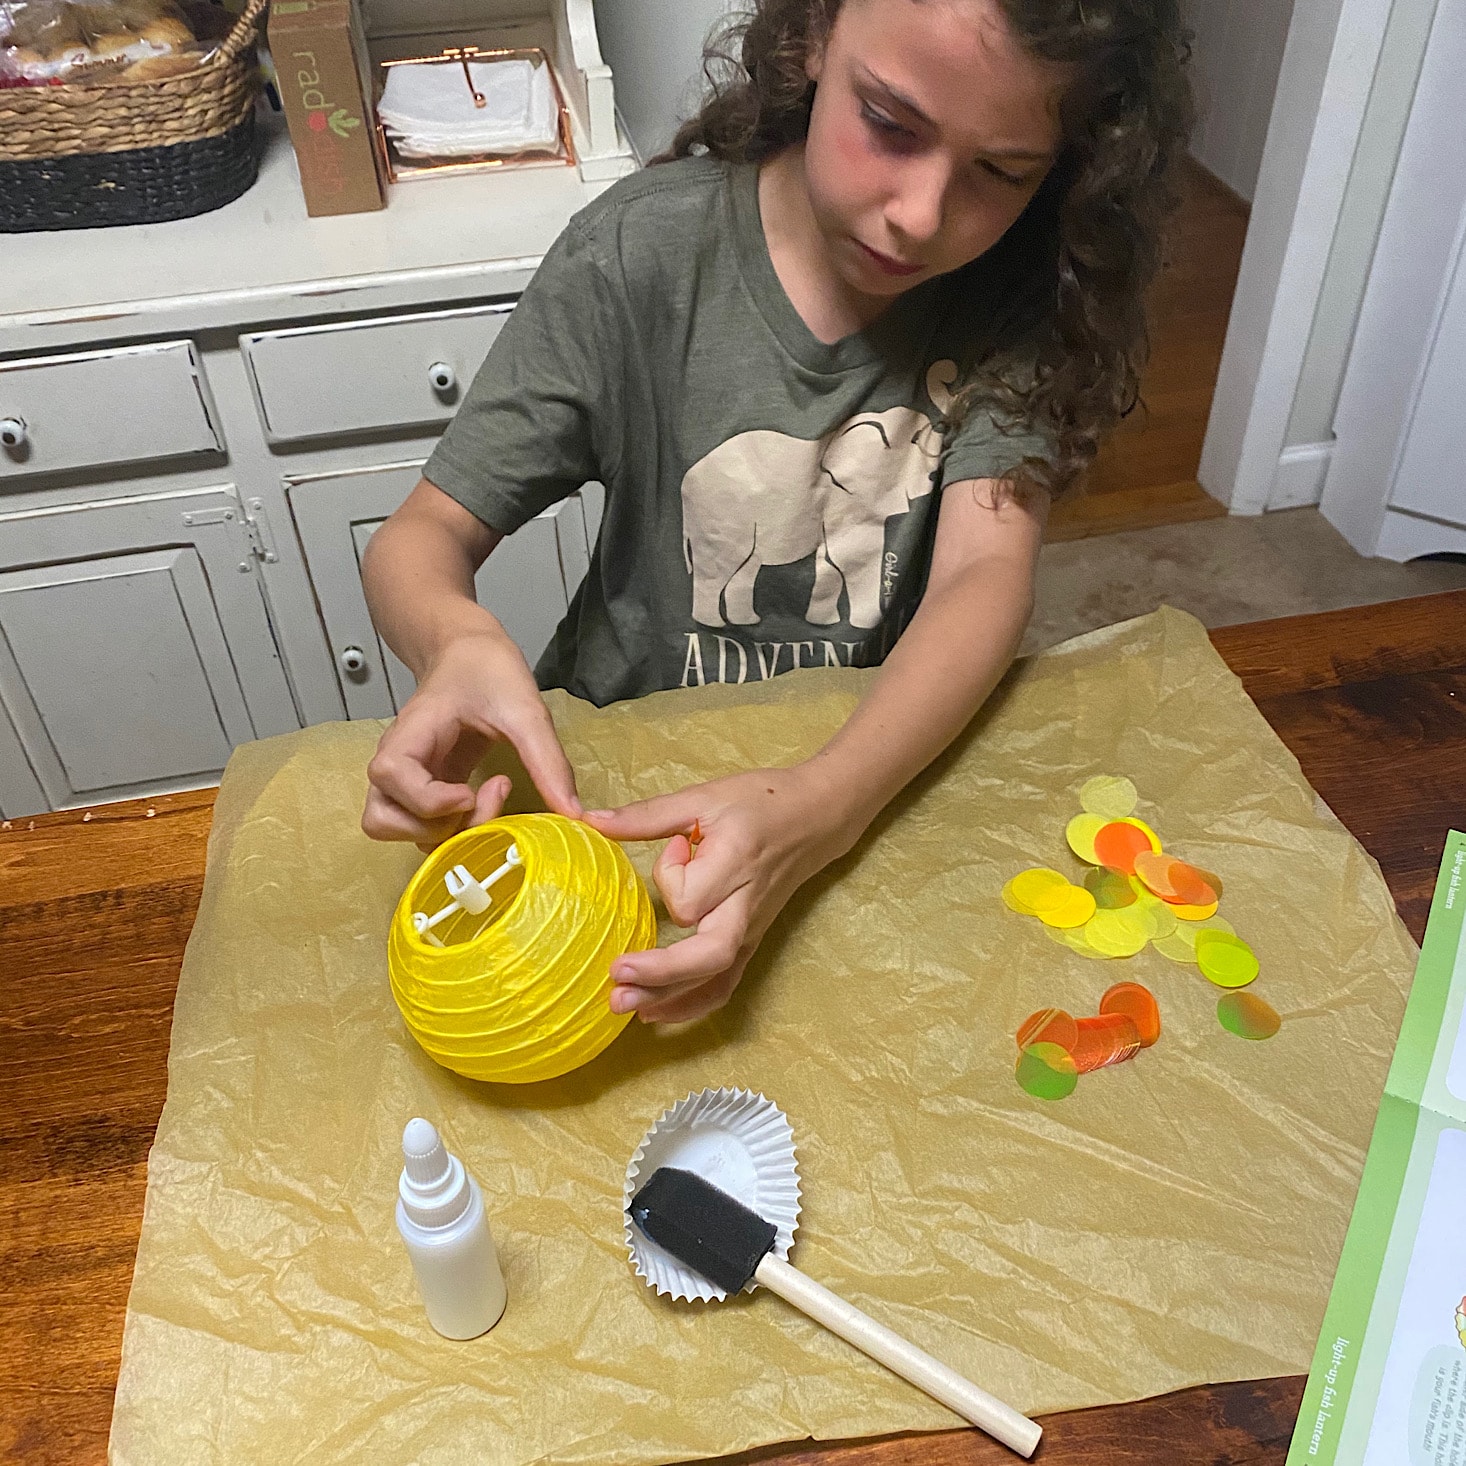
[399,1117,470,1227]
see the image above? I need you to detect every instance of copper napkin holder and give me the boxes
[374,43,576,183]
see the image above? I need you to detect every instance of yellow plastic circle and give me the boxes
[1066,812,1108,864]
[1010,868,1072,913]
[1195,930,1260,989]
[387,814,656,1084]
[1037,886,1098,929]
[1084,906,1151,957]
[1079,775,1139,821]
[1043,924,1115,960]
[1168,898,1220,921]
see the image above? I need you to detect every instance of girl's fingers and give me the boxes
[362,784,471,845]
[616,950,750,1024]
[367,711,478,824]
[654,830,748,928]
[635,965,745,1024]
[502,707,584,819]
[585,791,702,843]
[439,725,493,787]
[611,897,746,991]
[471,774,513,826]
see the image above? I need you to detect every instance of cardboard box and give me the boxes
[268,0,385,216]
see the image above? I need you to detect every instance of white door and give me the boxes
[1319,0,1466,558]
[0,487,299,817]
[284,462,596,720]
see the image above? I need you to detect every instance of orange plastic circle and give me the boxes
[1069,1013,1142,1073]
[1099,982,1161,1047]
[1016,1006,1079,1052]
[1092,820,1154,876]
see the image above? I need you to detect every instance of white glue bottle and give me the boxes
[395,1117,507,1339]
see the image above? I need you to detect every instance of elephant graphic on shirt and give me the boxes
[680,360,959,630]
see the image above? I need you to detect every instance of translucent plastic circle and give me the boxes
[1196,930,1260,988]
[1119,817,1162,853]
[1151,931,1199,964]
[1037,886,1098,929]
[1169,898,1220,921]
[1079,775,1138,821]
[1092,821,1155,876]
[1016,1042,1078,1100]
[1155,914,1234,963]
[1175,914,1235,950]
[1010,868,1073,913]
[1138,897,1179,941]
[1001,878,1034,915]
[1085,867,1137,909]
[1066,812,1108,865]
[1084,906,1151,957]
[1070,1013,1142,1072]
[1043,924,1116,960]
[387,814,656,1083]
[1134,853,1215,906]
[1100,982,1161,1047]
[1217,991,1281,1040]
[1017,1006,1079,1052]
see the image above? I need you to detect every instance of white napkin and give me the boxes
[378,56,559,158]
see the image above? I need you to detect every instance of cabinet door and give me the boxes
[0,488,299,817]
[285,463,593,720]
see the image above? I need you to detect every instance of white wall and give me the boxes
[1182,0,1296,203]
[590,0,734,161]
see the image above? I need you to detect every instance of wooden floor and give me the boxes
[1047,158,1251,542]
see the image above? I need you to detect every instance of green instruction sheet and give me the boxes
[1289,830,1466,1466]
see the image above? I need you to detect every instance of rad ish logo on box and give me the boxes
[292,50,360,140]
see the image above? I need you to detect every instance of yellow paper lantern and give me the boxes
[388,814,656,1083]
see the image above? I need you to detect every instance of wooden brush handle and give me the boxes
[752,1254,1042,1459]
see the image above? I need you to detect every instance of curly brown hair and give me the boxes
[655,0,1194,496]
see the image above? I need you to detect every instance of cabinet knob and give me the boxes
[428,362,457,394]
[0,417,26,450]
[339,645,369,677]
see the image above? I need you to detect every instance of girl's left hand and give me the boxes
[582,765,859,1024]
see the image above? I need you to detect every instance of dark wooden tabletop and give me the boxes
[3,589,1464,1466]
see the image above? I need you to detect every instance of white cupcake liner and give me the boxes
[623,1087,802,1303]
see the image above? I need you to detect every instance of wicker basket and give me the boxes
[0,0,266,231]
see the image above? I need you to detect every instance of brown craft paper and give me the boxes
[109,608,1418,1466]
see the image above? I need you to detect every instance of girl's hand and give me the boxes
[362,630,582,848]
[583,764,860,1024]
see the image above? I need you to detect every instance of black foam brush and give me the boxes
[628,1167,1041,1459]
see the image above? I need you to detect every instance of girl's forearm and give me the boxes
[801,553,1035,841]
[361,484,507,677]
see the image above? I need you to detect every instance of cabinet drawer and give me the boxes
[241,304,513,444]
[0,341,223,481]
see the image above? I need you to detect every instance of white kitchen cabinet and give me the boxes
[0,488,298,816]
[0,0,634,816]
[284,462,594,719]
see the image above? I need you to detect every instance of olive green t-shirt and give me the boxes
[424,156,1054,706]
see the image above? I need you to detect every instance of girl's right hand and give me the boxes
[361,630,583,848]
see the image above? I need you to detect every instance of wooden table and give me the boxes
[4,590,1464,1465]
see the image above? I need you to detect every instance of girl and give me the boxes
[360,0,1192,1024]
